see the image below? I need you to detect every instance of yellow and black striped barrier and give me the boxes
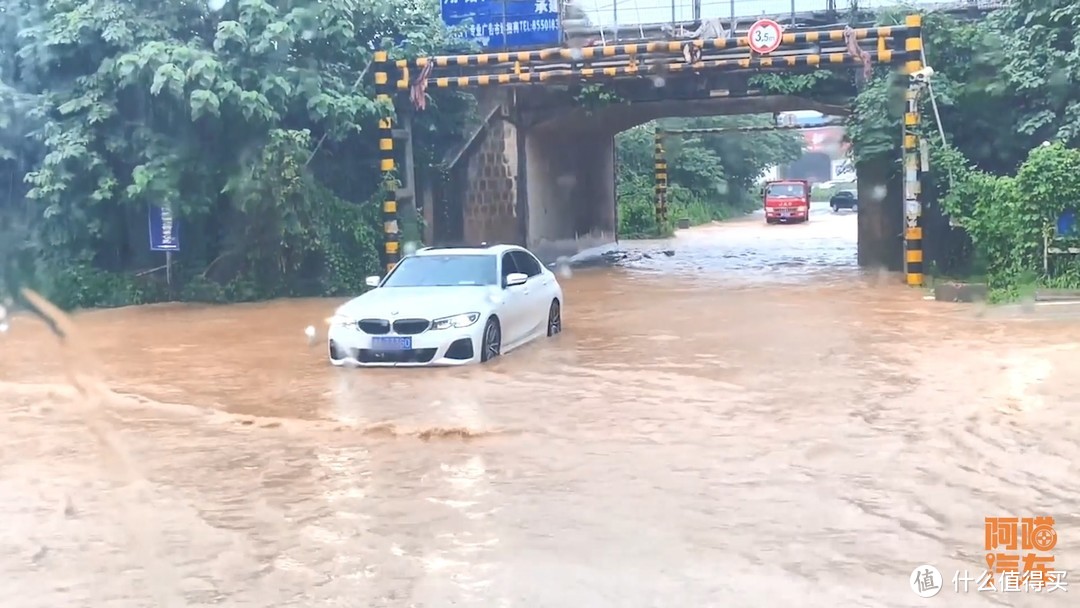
[901,14,924,287]
[393,25,913,69]
[373,51,399,275]
[375,14,929,287]
[654,130,668,227]
[396,50,912,90]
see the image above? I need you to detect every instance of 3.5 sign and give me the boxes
[747,19,783,55]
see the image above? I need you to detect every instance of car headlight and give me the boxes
[328,314,356,327]
[431,312,480,330]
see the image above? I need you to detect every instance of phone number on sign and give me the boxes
[460,19,558,38]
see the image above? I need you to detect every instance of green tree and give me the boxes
[0,0,472,309]
[839,7,1080,296]
[615,115,804,238]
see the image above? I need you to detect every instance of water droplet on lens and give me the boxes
[403,241,419,256]
[207,0,227,11]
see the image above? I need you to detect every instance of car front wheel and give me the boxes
[480,317,501,362]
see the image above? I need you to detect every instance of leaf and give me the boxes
[150,63,186,97]
[189,89,221,120]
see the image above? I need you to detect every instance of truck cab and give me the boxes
[763,180,811,224]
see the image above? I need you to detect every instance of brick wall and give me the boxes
[462,118,521,246]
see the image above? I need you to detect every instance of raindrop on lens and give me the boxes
[403,241,419,256]
[871,185,887,201]
[207,0,227,11]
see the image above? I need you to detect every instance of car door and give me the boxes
[509,250,549,338]
[498,251,528,344]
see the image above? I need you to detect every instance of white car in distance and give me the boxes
[327,244,564,366]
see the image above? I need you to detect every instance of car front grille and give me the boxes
[329,341,437,364]
[357,319,390,334]
[392,318,430,335]
[357,348,437,364]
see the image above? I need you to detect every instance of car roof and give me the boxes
[413,244,522,257]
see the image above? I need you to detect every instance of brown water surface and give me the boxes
[3,206,1080,607]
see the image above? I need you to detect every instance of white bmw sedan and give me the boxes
[327,244,564,366]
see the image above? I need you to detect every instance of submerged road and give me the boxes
[2,204,1079,607]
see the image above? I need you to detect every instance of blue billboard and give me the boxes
[440,0,561,51]
[148,204,180,251]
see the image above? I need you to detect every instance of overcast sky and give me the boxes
[578,0,945,27]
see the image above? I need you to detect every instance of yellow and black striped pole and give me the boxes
[654,129,668,228]
[374,50,399,275]
[901,14,924,287]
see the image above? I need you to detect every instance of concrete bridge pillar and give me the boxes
[433,94,618,263]
[460,115,522,247]
[524,123,616,262]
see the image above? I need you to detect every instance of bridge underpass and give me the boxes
[374,15,929,284]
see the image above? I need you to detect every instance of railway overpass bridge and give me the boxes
[375,4,1003,285]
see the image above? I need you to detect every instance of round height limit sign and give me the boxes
[747,19,783,54]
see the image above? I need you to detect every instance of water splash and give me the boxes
[18,289,181,607]
[555,256,573,279]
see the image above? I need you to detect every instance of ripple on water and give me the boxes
[2,214,1080,606]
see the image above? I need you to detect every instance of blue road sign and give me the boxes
[440,0,561,51]
[149,204,180,251]
[1057,209,1077,237]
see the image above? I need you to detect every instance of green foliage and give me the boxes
[826,6,1080,298]
[0,0,468,309]
[939,143,1080,299]
[574,83,625,112]
[615,115,804,238]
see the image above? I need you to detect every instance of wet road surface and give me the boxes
[3,204,1080,607]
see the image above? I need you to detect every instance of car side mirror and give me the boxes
[505,272,528,287]
[364,275,380,288]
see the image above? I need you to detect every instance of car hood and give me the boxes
[336,286,499,319]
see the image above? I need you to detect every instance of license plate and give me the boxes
[780,211,791,217]
[371,336,411,350]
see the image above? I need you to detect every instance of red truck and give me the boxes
[763,179,811,224]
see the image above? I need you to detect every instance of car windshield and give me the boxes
[381,254,497,287]
[766,183,805,198]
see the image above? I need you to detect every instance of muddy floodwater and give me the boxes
[3,204,1080,607]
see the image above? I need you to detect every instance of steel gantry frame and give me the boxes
[373,14,926,284]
